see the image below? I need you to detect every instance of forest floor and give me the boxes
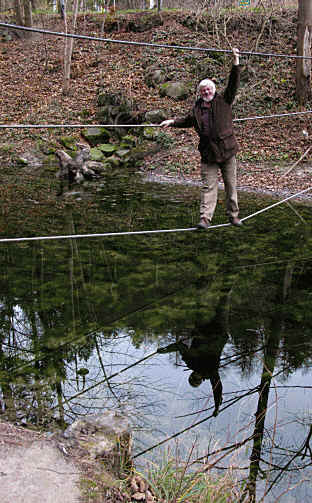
[0,7,312,207]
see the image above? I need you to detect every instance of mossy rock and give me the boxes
[116,148,130,158]
[36,140,58,155]
[90,148,104,161]
[143,127,160,141]
[16,157,29,166]
[98,144,117,155]
[130,143,160,161]
[100,162,114,171]
[159,82,190,101]
[144,110,167,124]
[82,127,111,147]
[127,146,147,161]
[59,136,77,150]
[145,68,167,88]
[121,135,137,146]
[105,155,121,167]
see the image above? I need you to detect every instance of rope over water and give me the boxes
[0,22,311,243]
[0,187,311,244]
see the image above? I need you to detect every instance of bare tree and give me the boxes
[63,0,79,95]
[13,0,34,35]
[14,0,23,25]
[23,0,32,28]
[148,0,162,10]
[296,0,312,105]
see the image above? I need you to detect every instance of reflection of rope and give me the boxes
[0,187,311,243]
[1,22,312,60]
[1,110,312,129]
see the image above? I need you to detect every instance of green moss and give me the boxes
[90,148,104,161]
[98,144,117,155]
[115,148,130,158]
[82,128,111,147]
[59,136,77,150]
[143,127,159,140]
[121,135,137,146]
[0,143,14,154]
[105,155,121,167]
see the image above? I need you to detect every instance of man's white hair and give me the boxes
[198,78,216,94]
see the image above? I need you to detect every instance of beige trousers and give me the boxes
[200,155,239,222]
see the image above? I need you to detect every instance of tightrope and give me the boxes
[1,22,312,60]
[0,187,310,243]
[1,110,312,129]
[241,186,312,222]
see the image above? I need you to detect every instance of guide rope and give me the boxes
[1,109,312,129]
[1,22,312,60]
[0,186,310,244]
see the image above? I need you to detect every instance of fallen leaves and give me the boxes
[0,10,311,202]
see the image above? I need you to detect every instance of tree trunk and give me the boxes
[14,0,23,25]
[58,0,65,19]
[63,0,79,95]
[23,0,33,29]
[296,0,312,105]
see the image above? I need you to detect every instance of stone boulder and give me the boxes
[144,68,167,88]
[144,110,167,124]
[127,13,163,33]
[96,91,143,138]
[16,151,44,169]
[81,127,111,147]
[159,81,192,101]
[63,411,132,475]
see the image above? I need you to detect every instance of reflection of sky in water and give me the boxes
[65,335,312,502]
[2,173,312,503]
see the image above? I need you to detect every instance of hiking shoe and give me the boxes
[196,217,211,230]
[230,217,243,227]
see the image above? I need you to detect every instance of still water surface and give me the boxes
[0,171,312,501]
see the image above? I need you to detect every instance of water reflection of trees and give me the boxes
[0,194,312,499]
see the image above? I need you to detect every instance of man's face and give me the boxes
[200,84,215,102]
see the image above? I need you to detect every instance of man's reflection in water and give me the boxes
[158,314,228,417]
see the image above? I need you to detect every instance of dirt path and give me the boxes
[0,422,81,503]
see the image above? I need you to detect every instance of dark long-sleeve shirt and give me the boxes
[173,65,240,163]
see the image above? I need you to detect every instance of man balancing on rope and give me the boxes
[160,47,242,229]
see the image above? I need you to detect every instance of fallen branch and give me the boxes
[279,145,312,179]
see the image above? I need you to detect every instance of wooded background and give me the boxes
[2,0,312,103]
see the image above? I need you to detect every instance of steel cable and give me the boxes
[1,109,312,129]
[0,186,311,244]
[1,22,312,60]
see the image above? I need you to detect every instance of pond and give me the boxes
[0,170,312,502]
